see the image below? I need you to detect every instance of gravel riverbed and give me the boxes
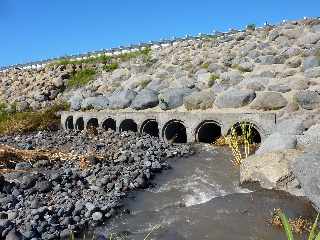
[0,130,192,239]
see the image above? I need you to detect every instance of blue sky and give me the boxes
[0,0,319,67]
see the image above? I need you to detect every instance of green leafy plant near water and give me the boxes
[277,210,320,240]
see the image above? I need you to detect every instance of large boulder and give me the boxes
[256,133,297,155]
[297,124,320,148]
[183,89,215,110]
[267,84,291,93]
[275,118,305,135]
[158,88,194,110]
[240,150,303,195]
[219,70,244,85]
[81,96,109,110]
[130,89,159,110]
[304,66,320,78]
[294,90,320,110]
[293,151,320,210]
[302,56,320,70]
[249,91,288,110]
[109,68,130,82]
[214,88,256,108]
[297,32,320,45]
[108,89,137,109]
[69,93,84,111]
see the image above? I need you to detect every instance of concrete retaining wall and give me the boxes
[61,111,276,143]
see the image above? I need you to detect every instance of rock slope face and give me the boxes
[0,18,320,115]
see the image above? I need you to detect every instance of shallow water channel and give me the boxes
[94,144,314,240]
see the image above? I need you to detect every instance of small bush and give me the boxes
[0,102,69,135]
[67,69,96,88]
[54,55,112,66]
[118,47,152,62]
[246,24,256,31]
[103,62,118,72]
[202,63,209,69]
[208,74,219,87]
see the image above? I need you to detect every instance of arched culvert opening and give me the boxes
[75,117,84,131]
[87,118,99,129]
[141,119,159,137]
[119,119,138,133]
[65,116,74,130]
[102,118,116,131]
[196,121,222,143]
[228,122,261,144]
[163,120,187,143]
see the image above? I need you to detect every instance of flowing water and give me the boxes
[95,144,315,240]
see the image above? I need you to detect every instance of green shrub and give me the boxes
[67,69,96,88]
[118,47,152,62]
[103,62,119,72]
[202,63,209,69]
[208,74,219,87]
[246,24,256,31]
[0,102,69,135]
[54,55,112,66]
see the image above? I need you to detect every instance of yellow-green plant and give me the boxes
[225,122,254,165]
[277,210,320,240]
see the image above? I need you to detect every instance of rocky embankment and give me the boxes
[0,130,191,239]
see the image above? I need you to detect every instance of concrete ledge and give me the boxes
[61,111,276,143]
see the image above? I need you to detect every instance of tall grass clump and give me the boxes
[67,69,96,88]
[275,209,320,240]
[103,62,118,72]
[0,102,69,135]
[215,122,255,166]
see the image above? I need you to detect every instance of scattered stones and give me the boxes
[0,130,191,239]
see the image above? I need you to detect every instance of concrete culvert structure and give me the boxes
[228,122,261,144]
[102,118,116,131]
[65,116,74,130]
[141,119,159,137]
[75,117,84,131]
[163,120,187,143]
[196,121,221,143]
[119,119,138,132]
[87,118,99,129]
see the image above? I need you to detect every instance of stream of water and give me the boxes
[94,144,314,240]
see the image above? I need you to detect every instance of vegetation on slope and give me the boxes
[0,102,69,135]
[67,69,96,88]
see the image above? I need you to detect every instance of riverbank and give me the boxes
[0,129,191,239]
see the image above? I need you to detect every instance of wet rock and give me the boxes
[256,133,297,155]
[249,91,287,110]
[214,88,256,108]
